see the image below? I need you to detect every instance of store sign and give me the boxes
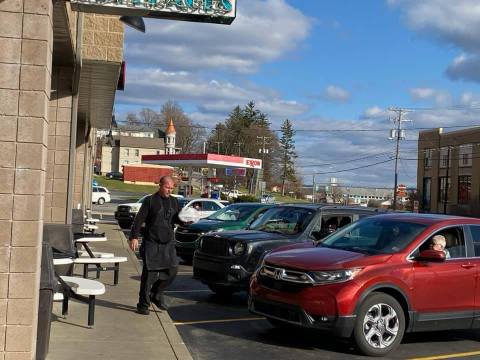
[70,0,236,25]
[244,158,262,169]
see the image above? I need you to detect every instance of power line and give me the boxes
[297,152,394,168]
[304,158,394,176]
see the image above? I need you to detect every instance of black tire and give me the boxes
[118,221,132,229]
[208,284,235,297]
[353,292,405,357]
[97,197,105,205]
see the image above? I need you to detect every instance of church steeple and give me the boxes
[165,119,176,154]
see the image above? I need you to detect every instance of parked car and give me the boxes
[249,213,480,356]
[176,198,226,219]
[105,171,123,180]
[260,194,275,204]
[175,203,273,263]
[92,186,111,205]
[193,205,382,296]
[115,193,184,229]
[222,189,244,199]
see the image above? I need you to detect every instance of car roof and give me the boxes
[277,204,383,212]
[367,212,480,225]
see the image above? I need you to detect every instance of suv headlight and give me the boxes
[233,242,246,256]
[309,268,362,285]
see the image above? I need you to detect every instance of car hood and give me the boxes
[211,230,289,242]
[185,219,242,231]
[117,202,141,208]
[265,244,393,271]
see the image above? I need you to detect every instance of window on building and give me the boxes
[126,148,130,156]
[422,177,431,211]
[438,177,450,203]
[459,144,472,167]
[424,149,432,168]
[135,149,139,157]
[156,150,161,155]
[458,176,472,204]
[439,147,451,168]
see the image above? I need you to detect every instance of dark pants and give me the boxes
[138,264,177,309]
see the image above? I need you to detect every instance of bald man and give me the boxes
[129,176,183,315]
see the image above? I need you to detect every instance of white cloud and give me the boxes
[322,85,351,102]
[361,106,387,119]
[409,87,452,106]
[124,0,311,73]
[388,0,480,83]
[118,67,309,123]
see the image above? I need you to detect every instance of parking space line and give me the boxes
[164,289,210,293]
[410,350,480,360]
[174,317,264,326]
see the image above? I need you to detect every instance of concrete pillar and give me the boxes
[0,0,53,357]
[45,66,74,223]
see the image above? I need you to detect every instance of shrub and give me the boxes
[234,195,258,203]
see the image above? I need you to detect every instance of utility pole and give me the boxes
[233,142,243,156]
[214,141,223,154]
[443,146,451,214]
[256,136,271,195]
[312,174,315,204]
[389,108,410,210]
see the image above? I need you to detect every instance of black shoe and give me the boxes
[136,305,150,315]
[150,295,169,311]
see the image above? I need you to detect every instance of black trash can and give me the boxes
[36,243,57,360]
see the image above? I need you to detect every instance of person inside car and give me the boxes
[430,234,451,258]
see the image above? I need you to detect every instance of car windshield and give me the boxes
[137,195,149,204]
[207,204,257,222]
[320,217,428,254]
[249,206,316,235]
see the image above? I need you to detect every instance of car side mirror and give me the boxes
[415,249,446,262]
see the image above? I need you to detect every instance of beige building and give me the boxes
[0,1,124,357]
[417,128,480,216]
[100,135,165,173]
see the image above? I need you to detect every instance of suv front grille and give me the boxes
[175,228,201,243]
[200,236,229,256]
[117,205,131,213]
[257,275,310,293]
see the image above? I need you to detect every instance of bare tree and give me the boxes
[139,108,161,128]
[125,112,140,127]
[330,186,344,204]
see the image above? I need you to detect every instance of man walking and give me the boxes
[129,176,182,315]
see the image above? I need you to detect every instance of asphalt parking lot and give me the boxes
[100,196,480,360]
[166,262,480,360]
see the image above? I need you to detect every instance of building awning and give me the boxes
[142,153,262,169]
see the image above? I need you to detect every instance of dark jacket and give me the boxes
[130,193,181,270]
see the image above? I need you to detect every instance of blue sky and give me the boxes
[116,0,480,188]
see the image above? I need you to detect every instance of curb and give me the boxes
[119,230,194,360]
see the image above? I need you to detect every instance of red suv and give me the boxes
[249,213,480,357]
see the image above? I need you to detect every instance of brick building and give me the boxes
[0,1,123,356]
[417,127,480,216]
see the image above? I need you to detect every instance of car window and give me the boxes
[203,202,221,211]
[469,226,480,256]
[191,201,202,211]
[208,205,252,221]
[98,188,106,193]
[414,226,467,259]
[93,187,97,192]
[250,207,316,235]
[321,217,428,254]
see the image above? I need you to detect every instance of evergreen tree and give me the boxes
[279,119,297,196]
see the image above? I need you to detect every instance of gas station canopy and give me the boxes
[142,153,262,169]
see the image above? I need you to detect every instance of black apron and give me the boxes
[140,195,179,270]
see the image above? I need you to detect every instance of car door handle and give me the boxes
[461,264,476,269]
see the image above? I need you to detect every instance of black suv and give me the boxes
[106,171,123,180]
[193,204,383,296]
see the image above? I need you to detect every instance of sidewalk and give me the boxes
[48,223,192,360]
